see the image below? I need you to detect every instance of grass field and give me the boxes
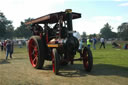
[0,43,128,85]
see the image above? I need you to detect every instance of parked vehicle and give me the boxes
[25,9,93,75]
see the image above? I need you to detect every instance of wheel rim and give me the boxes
[83,49,89,69]
[52,49,60,74]
[28,39,38,67]
[52,52,55,72]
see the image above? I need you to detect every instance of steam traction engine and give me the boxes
[25,9,93,75]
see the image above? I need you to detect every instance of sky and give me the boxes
[0,0,128,35]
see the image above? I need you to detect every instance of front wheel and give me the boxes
[52,48,60,75]
[82,47,93,72]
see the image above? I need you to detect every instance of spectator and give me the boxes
[92,37,97,50]
[6,40,11,60]
[3,40,7,51]
[99,37,105,49]
[10,40,14,58]
[87,38,91,48]
[18,40,22,48]
[124,43,128,50]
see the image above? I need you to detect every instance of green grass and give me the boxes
[89,43,128,79]
[74,43,128,67]
[92,43,128,67]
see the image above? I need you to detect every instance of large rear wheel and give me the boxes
[52,48,60,75]
[82,47,93,72]
[28,36,45,69]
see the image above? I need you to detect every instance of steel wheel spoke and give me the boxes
[29,43,35,49]
[32,56,37,64]
[83,49,89,68]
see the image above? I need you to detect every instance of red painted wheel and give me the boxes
[52,48,60,75]
[82,47,93,72]
[28,36,45,69]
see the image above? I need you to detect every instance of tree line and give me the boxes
[0,11,32,40]
[81,22,128,41]
[0,11,128,40]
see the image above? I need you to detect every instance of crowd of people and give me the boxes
[0,39,30,60]
[86,37,106,50]
[73,32,128,50]
[73,32,106,50]
[0,39,14,60]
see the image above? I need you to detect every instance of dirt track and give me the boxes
[0,47,128,85]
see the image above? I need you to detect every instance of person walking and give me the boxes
[18,40,22,48]
[5,40,11,60]
[3,40,7,51]
[92,37,97,50]
[99,37,105,49]
[10,40,14,58]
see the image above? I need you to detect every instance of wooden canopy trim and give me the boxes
[25,15,50,25]
[25,12,81,25]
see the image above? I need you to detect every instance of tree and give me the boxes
[92,33,96,37]
[14,18,33,38]
[111,32,117,38]
[5,24,14,39]
[0,11,14,39]
[100,23,116,40]
[0,12,7,39]
[117,22,128,40]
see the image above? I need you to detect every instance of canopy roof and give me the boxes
[25,11,81,25]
